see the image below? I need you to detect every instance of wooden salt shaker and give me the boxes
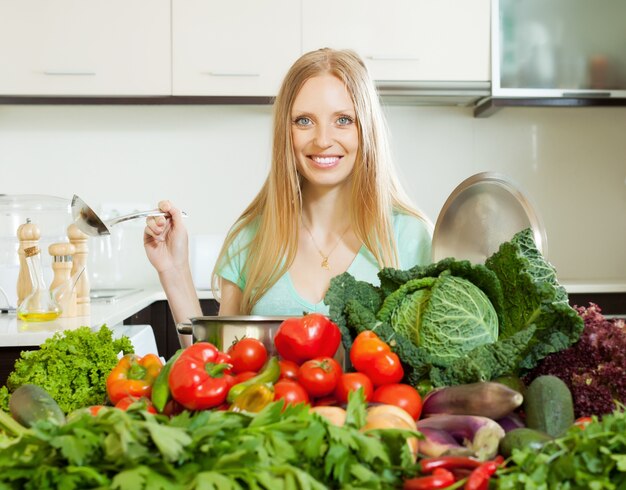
[17,219,41,306]
[49,242,77,318]
[68,223,90,317]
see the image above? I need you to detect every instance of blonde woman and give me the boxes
[144,48,432,345]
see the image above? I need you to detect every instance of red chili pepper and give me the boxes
[169,342,234,410]
[464,460,498,490]
[420,455,483,473]
[403,468,455,490]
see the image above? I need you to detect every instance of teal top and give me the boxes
[218,213,432,316]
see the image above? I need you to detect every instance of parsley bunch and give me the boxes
[0,392,417,489]
[496,404,626,489]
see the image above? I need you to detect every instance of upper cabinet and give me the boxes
[0,0,490,99]
[172,0,301,96]
[0,0,171,96]
[302,0,491,82]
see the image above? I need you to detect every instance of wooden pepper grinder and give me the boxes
[68,223,90,317]
[17,219,41,306]
[49,242,77,318]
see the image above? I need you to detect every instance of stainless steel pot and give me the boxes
[177,315,348,369]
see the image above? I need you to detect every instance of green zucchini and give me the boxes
[499,427,553,458]
[524,375,574,437]
[9,384,66,427]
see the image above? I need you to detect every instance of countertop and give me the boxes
[0,287,215,348]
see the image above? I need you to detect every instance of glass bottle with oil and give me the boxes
[17,246,61,322]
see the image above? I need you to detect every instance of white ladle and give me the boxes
[71,195,187,237]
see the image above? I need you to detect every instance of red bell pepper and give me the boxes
[168,342,234,410]
[350,330,404,386]
[274,313,341,364]
[106,353,163,404]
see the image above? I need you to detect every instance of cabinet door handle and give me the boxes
[43,71,96,76]
[366,56,420,62]
[200,71,260,77]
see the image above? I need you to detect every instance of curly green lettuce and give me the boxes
[1,325,134,413]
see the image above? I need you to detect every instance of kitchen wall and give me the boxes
[1,104,625,290]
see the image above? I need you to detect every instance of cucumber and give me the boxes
[499,427,553,458]
[9,384,66,427]
[524,375,574,437]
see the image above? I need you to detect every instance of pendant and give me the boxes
[321,257,330,270]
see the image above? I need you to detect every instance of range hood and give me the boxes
[475,0,626,117]
[376,81,491,107]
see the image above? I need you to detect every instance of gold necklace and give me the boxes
[302,220,350,270]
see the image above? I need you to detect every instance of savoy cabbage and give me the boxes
[325,228,584,386]
[378,272,498,366]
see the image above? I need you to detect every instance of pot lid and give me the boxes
[432,172,547,263]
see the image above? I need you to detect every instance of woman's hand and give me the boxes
[143,200,189,274]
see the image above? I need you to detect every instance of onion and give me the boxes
[367,404,417,431]
[362,412,418,461]
[309,406,347,426]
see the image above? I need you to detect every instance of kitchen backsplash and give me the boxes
[0,104,624,290]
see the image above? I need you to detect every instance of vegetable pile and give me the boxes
[524,303,626,418]
[0,325,134,413]
[325,228,584,387]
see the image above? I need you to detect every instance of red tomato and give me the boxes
[365,351,404,387]
[298,357,342,398]
[334,372,374,403]
[574,416,593,429]
[371,383,423,420]
[273,380,310,406]
[115,396,157,414]
[227,337,268,374]
[274,314,341,364]
[233,371,258,385]
[279,359,300,381]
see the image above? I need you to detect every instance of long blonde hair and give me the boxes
[213,48,429,314]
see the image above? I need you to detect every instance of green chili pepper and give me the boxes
[227,356,280,404]
[151,349,183,413]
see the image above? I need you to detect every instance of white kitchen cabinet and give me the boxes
[302,0,490,82]
[172,0,301,96]
[0,0,171,96]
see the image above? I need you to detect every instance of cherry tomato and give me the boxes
[278,359,300,381]
[298,357,342,398]
[273,380,310,406]
[87,405,105,416]
[334,372,374,403]
[372,383,423,420]
[227,337,268,374]
[115,396,157,414]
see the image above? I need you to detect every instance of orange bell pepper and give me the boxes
[106,353,163,404]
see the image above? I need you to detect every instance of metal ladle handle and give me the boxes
[106,209,188,227]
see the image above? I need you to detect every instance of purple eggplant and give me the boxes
[496,412,526,432]
[421,381,524,420]
[417,414,505,461]
[418,427,474,458]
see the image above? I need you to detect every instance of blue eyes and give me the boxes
[294,116,312,126]
[292,115,354,127]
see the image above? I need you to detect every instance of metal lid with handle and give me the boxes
[432,172,547,264]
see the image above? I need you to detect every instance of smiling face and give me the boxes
[290,74,359,190]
